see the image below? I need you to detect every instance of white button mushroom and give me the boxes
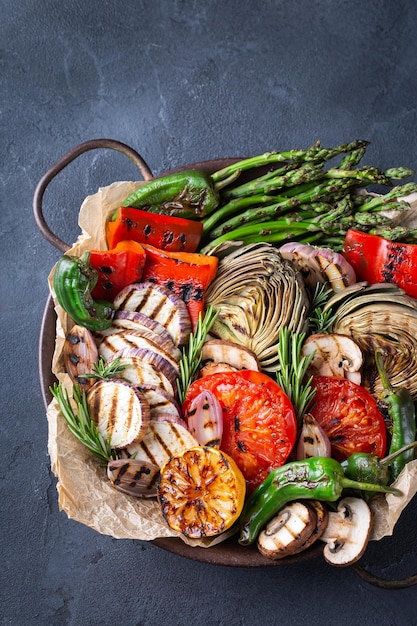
[301,333,363,383]
[319,497,372,566]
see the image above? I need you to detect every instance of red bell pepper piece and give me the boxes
[343,229,417,299]
[106,207,203,253]
[89,240,146,301]
[141,245,218,328]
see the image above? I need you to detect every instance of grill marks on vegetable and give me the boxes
[113,461,157,489]
[118,288,171,324]
[381,245,405,283]
[113,282,192,347]
[126,421,198,469]
[87,380,150,449]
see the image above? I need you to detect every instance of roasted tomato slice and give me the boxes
[183,370,297,492]
[309,376,387,461]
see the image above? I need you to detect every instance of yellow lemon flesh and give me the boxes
[157,446,246,539]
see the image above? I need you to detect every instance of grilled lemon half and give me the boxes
[157,446,246,538]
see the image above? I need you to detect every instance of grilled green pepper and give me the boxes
[342,441,417,487]
[120,169,220,220]
[375,350,416,481]
[53,252,114,331]
[341,452,390,486]
[238,456,401,546]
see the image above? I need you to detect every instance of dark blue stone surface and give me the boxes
[2,1,417,623]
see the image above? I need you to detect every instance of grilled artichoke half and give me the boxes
[325,282,417,399]
[205,242,310,371]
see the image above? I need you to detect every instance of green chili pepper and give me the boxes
[342,441,417,487]
[53,252,114,331]
[238,456,401,546]
[341,453,390,486]
[375,350,417,481]
[120,169,221,220]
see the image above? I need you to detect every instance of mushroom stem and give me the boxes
[320,497,372,566]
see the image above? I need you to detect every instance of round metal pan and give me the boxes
[35,139,417,583]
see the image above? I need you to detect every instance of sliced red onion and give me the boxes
[185,390,223,448]
[296,413,331,460]
[279,242,324,289]
[107,458,160,498]
[314,247,356,291]
[279,242,356,292]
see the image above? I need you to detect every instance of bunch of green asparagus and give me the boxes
[199,140,417,253]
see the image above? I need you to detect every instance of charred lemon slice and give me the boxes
[157,446,246,538]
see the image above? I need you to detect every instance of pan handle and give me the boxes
[352,562,417,589]
[32,138,154,252]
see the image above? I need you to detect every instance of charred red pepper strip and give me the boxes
[343,229,417,299]
[89,240,146,301]
[141,244,218,329]
[107,206,203,252]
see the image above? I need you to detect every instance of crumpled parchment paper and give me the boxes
[46,182,417,546]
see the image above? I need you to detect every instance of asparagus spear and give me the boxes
[211,139,370,184]
[222,165,393,200]
[204,179,357,240]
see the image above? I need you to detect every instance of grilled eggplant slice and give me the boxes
[134,384,182,421]
[126,419,198,469]
[107,353,176,396]
[95,310,181,354]
[107,458,160,498]
[87,379,150,449]
[63,325,99,388]
[113,282,192,346]
[98,329,181,371]
[112,346,178,388]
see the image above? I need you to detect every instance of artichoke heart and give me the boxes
[205,242,309,371]
[325,283,417,399]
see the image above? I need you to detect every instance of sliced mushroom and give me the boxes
[298,501,329,551]
[319,497,372,566]
[257,501,318,560]
[199,362,239,377]
[199,339,260,377]
[301,333,363,383]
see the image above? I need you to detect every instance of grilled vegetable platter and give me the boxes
[39,139,417,581]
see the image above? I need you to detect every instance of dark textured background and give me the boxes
[2,1,417,624]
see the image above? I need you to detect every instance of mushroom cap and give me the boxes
[301,333,363,381]
[320,497,372,566]
[257,501,318,560]
[200,338,260,373]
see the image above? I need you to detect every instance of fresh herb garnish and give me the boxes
[308,282,337,333]
[177,305,219,404]
[275,327,316,423]
[50,382,118,463]
[80,356,126,381]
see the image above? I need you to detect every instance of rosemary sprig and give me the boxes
[50,382,118,463]
[275,327,316,423]
[80,356,127,381]
[176,305,219,404]
[308,282,337,333]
